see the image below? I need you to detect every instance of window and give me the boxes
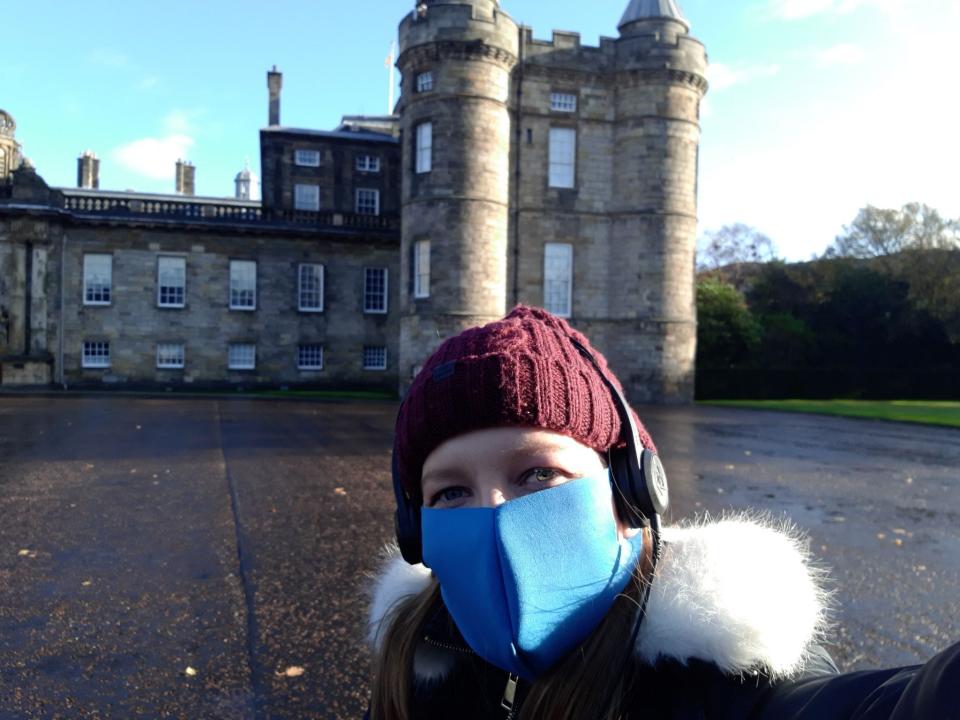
[356,188,380,216]
[550,92,578,112]
[356,155,381,172]
[363,346,388,371]
[364,267,388,313]
[416,71,434,93]
[294,183,320,211]
[548,127,576,189]
[543,243,573,318]
[295,149,321,167]
[298,344,324,370]
[157,256,186,308]
[229,260,257,310]
[298,263,324,312]
[156,343,185,369]
[413,240,430,299]
[82,341,110,368]
[83,254,112,305]
[228,344,256,370]
[415,122,432,174]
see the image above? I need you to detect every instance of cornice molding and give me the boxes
[399,40,518,72]
[515,63,706,93]
[615,68,708,93]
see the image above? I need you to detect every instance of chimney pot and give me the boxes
[77,151,100,189]
[267,67,283,127]
[175,159,196,196]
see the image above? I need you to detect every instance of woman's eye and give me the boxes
[521,468,564,485]
[431,486,468,506]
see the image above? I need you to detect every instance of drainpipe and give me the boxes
[24,240,32,356]
[511,25,525,306]
[59,233,67,389]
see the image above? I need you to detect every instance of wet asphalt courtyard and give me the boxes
[0,396,958,719]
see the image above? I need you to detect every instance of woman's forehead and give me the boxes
[422,427,597,472]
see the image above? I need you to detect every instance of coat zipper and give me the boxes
[423,634,475,655]
[423,635,523,718]
[501,673,520,718]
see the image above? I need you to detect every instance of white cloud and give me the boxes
[163,110,193,134]
[138,75,160,90]
[112,134,194,181]
[815,43,866,65]
[708,62,781,92]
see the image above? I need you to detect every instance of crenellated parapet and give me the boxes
[398,1,518,62]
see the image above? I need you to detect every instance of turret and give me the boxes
[0,109,22,180]
[234,159,258,200]
[609,0,708,402]
[396,0,519,390]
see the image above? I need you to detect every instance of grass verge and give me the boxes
[699,399,960,429]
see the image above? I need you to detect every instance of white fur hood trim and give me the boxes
[367,515,830,681]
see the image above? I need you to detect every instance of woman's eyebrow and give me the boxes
[421,467,471,486]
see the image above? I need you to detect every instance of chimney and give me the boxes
[77,150,100,189]
[175,159,195,196]
[267,66,283,127]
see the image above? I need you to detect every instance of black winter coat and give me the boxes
[401,638,960,719]
[367,518,960,719]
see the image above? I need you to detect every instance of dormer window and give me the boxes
[550,93,577,113]
[416,71,434,93]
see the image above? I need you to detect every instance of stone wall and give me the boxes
[58,224,399,388]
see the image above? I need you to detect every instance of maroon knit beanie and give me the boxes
[393,305,656,501]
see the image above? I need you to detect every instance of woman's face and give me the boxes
[420,426,640,540]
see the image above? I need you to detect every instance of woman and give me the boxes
[367,305,958,719]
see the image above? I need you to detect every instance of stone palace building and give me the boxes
[0,0,707,402]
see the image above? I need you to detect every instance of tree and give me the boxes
[696,278,762,367]
[697,223,777,273]
[826,203,960,260]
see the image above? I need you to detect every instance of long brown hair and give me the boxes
[370,529,653,720]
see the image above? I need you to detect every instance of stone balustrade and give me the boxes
[55,190,399,231]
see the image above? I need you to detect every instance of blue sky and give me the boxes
[3,0,958,260]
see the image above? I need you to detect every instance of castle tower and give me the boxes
[0,110,23,180]
[396,0,519,388]
[610,0,708,402]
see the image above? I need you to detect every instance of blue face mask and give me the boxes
[421,471,643,680]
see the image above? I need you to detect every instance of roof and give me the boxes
[618,0,690,30]
[260,126,399,145]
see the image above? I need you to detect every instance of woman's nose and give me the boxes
[478,486,510,508]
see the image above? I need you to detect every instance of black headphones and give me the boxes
[392,338,669,565]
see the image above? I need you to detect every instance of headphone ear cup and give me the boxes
[395,505,423,565]
[610,446,669,527]
[641,450,669,516]
[392,449,423,565]
[609,446,647,528]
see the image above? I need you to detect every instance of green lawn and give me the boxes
[699,400,960,429]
